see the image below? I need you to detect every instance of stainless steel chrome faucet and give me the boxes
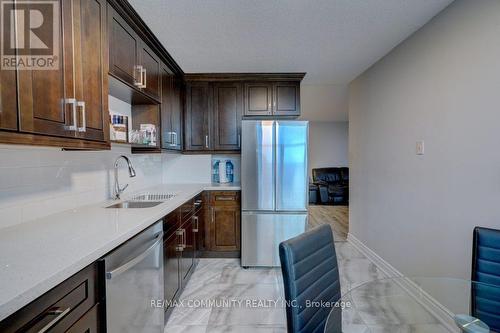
[114,155,136,200]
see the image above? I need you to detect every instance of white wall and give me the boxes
[308,121,348,179]
[349,0,500,279]
[300,84,349,122]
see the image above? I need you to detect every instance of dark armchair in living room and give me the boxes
[312,167,349,205]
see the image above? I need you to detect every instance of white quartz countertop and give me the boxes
[0,182,240,321]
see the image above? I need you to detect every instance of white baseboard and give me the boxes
[346,233,460,333]
[346,233,403,278]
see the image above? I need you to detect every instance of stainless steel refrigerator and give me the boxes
[241,120,308,267]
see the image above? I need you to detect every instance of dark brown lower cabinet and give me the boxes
[66,304,100,333]
[207,191,241,252]
[163,194,204,320]
[180,217,195,284]
[0,263,99,333]
[163,232,181,309]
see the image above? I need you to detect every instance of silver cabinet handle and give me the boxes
[65,98,77,131]
[77,101,86,132]
[139,67,147,89]
[273,100,276,110]
[169,132,177,147]
[37,307,71,333]
[134,65,143,87]
[192,216,199,232]
[238,134,241,148]
[106,232,163,279]
[216,196,235,201]
[176,229,184,251]
[205,135,209,148]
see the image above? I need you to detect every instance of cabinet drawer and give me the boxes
[0,263,98,333]
[210,191,240,206]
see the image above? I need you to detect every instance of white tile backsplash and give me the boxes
[0,131,241,229]
[0,144,164,228]
[162,153,212,184]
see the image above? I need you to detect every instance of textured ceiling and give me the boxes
[128,0,453,120]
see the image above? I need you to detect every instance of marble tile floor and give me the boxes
[164,239,421,333]
[165,208,449,332]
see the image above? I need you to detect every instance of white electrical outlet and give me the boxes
[416,141,424,155]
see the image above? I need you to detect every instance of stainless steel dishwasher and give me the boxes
[103,220,164,333]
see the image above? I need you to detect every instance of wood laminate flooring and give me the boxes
[308,205,349,241]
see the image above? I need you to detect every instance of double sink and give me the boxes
[106,193,177,209]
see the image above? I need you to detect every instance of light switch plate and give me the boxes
[416,141,424,155]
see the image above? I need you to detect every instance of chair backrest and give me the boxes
[279,224,341,333]
[471,227,500,332]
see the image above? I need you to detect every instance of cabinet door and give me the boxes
[180,219,194,285]
[213,83,242,151]
[184,83,210,151]
[210,206,241,251]
[244,83,272,116]
[0,68,17,130]
[193,209,204,256]
[108,6,139,87]
[170,78,183,150]
[163,233,181,309]
[17,0,77,138]
[73,0,107,141]
[273,81,300,116]
[65,304,99,333]
[160,67,174,149]
[139,43,161,101]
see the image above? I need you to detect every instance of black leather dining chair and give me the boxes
[471,227,500,332]
[279,224,341,333]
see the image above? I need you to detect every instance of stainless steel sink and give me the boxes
[106,201,164,209]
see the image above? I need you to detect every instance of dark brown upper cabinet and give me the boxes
[161,68,182,151]
[273,81,300,116]
[17,0,108,143]
[170,78,183,150]
[244,83,273,116]
[184,83,211,151]
[73,0,108,142]
[0,67,17,131]
[108,5,140,88]
[244,81,301,117]
[213,83,242,151]
[17,0,75,139]
[138,43,161,101]
[108,5,161,103]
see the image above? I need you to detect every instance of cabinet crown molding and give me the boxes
[184,73,306,82]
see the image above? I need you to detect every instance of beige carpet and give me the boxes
[308,205,349,241]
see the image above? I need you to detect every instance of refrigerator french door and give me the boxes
[241,120,308,267]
